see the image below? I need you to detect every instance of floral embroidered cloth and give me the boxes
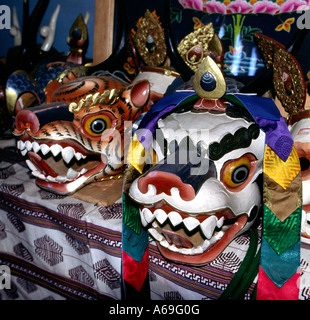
[178,0,309,14]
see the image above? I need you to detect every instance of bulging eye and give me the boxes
[221,154,257,190]
[231,165,249,184]
[90,118,106,134]
[83,114,112,137]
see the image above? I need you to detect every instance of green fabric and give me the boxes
[262,205,302,255]
[229,248,260,300]
[123,193,142,235]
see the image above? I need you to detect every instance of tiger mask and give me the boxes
[13,76,151,195]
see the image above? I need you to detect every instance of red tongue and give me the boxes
[161,229,194,249]
[28,151,58,177]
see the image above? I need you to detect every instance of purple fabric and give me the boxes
[136,92,293,161]
[253,115,293,162]
[136,91,197,150]
[226,94,293,162]
[137,104,177,150]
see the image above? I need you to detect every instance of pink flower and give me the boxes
[226,0,253,13]
[280,0,308,12]
[202,0,227,13]
[253,1,280,14]
[178,0,203,10]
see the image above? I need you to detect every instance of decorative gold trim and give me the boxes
[209,33,223,59]
[69,88,124,113]
[254,33,278,69]
[273,47,306,115]
[5,87,18,115]
[135,10,167,66]
[255,33,306,116]
[95,173,124,182]
[178,23,222,72]
[55,66,88,85]
[193,56,226,100]
[69,14,87,42]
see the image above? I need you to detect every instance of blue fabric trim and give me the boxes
[139,91,196,130]
[260,237,300,288]
[150,90,196,113]
[122,223,149,263]
[228,94,281,121]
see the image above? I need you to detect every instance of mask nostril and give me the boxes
[14,109,40,134]
[300,157,310,172]
[137,170,196,201]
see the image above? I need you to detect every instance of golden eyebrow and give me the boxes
[68,88,124,113]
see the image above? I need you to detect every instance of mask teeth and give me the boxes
[19,139,89,183]
[140,207,225,254]
[26,159,88,183]
[148,225,225,255]
[17,140,87,163]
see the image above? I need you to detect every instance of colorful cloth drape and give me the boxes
[122,91,302,300]
[230,94,302,300]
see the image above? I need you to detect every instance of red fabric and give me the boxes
[257,266,300,300]
[122,248,149,292]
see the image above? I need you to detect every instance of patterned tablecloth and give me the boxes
[0,137,309,300]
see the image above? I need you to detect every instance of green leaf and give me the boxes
[221,24,233,40]
[170,7,183,24]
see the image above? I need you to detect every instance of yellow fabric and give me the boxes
[263,145,300,190]
[126,134,146,174]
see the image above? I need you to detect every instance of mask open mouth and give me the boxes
[17,139,106,194]
[140,203,249,265]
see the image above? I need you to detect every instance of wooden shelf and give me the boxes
[93,0,115,65]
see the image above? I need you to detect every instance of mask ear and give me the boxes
[130,80,150,109]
